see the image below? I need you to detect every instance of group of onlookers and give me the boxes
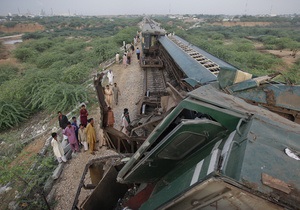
[51,104,99,163]
[118,34,141,68]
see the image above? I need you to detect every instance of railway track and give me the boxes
[144,67,166,95]
[140,67,168,115]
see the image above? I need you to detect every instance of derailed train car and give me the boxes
[72,19,300,209]
[117,85,300,210]
[75,83,300,210]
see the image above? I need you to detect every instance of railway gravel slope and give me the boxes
[53,47,144,210]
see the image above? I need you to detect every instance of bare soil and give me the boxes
[260,49,300,69]
[0,23,44,33]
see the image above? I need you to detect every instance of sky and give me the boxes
[0,0,299,16]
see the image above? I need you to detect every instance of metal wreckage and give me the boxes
[72,19,300,210]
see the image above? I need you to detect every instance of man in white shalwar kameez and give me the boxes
[51,132,67,163]
[107,70,114,85]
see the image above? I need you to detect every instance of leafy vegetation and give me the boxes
[0,17,139,131]
[0,153,56,209]
[0,64,19,85]
[0,16,140,209]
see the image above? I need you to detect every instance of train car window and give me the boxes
[158,132,207,160]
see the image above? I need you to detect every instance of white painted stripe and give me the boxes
[207,149,220,175]
[190,160,204,186]
[221,130,236,171]
[211,140,222,154]
[221,131,236,156]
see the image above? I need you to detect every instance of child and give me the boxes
[51,132,67,163]
[78,124,88,151]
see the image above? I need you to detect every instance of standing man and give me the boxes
[112,83,121,106]
[120,108,131,135]
[107,70,114,85]
[115,52,120,64]
[130,43,135,53]
[136,47,141,61]
[127,51,132,65]
[134,37,137,46]
[86,118,97,155]
[80,104,88,127]
[104,85,113,107]
[107,107,115,127]
[63,122,79,153]
[123,53,127,68]
[78,124,88,151]
[58,111,68,141]
[51,132,67,163]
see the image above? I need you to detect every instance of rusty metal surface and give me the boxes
[81,165,128,210]
[154,178,285,210]
[190,85,300,128]
[71,155,125,210]
[262,173,291,194]
[140,57,163,68]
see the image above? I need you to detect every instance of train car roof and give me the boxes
[142,23,165,35]
[173,35,238,70]
[159,36,217,86]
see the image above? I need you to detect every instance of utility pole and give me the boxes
[244,0,248,15]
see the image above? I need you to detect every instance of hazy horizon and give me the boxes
[0,0,299,16]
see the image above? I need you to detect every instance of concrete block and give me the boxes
[43,176,54,196]
[65,149,73,160]
[52,163,64,180]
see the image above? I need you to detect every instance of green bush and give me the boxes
[22,32,45,40]
[62,63,91,84]
[3,21,18,28]
[31,38,54,52]
[14,47,37,62]
[49,60,69,70]
[28,82,88,112]
[283,59,300,84]
[113,26,139,46]
[36,51,68,68]
[0,64,19,85]
[64,50,86,66]
[62,41,86,54]
[0,100,29,129]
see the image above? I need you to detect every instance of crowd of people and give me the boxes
[118,32,141,68]
[51,104,99,163]
[51,33,141,163]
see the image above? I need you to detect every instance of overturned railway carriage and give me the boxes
[157,35,300,123]
[117,85,300,210]
[73,20,300,209]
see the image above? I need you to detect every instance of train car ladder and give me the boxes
[168,36,220,76]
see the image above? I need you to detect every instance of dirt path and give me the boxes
[52,44,144,210]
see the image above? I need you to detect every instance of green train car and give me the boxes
[116,85,300,210]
